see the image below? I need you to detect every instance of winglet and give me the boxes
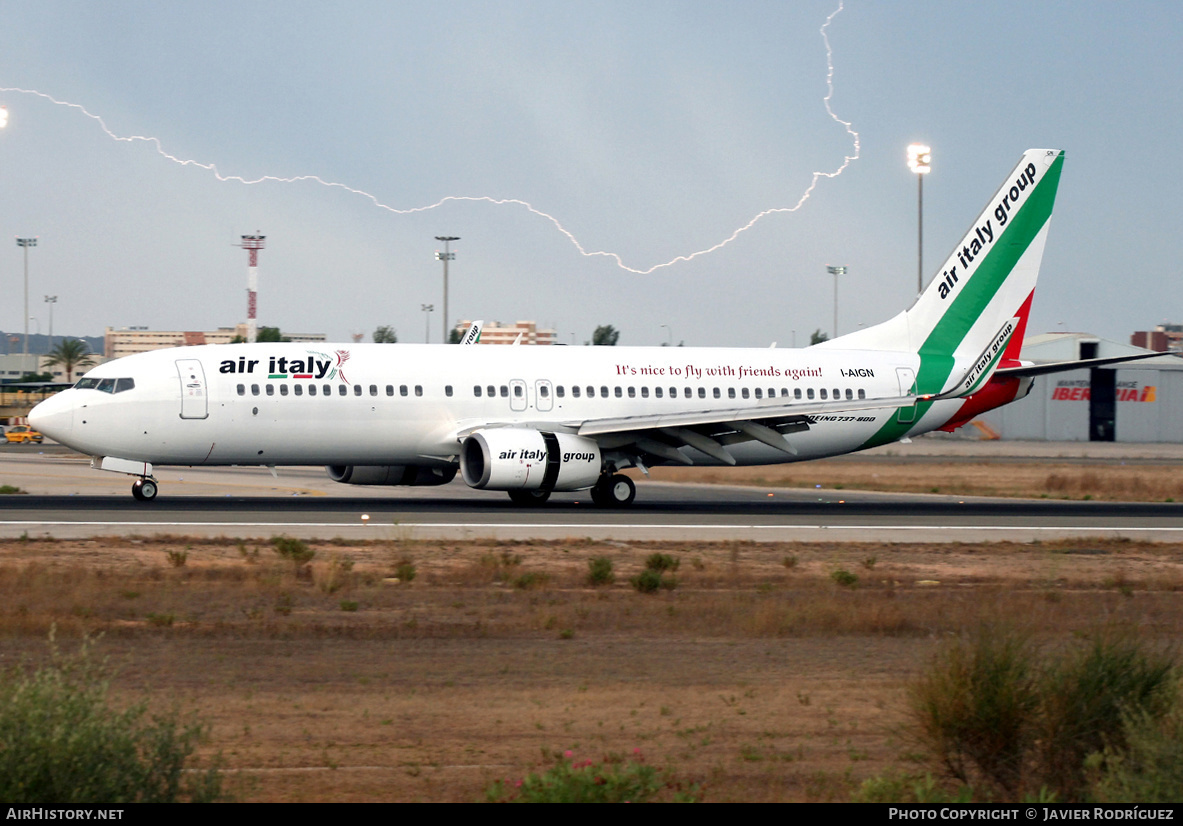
[459,320,483,345]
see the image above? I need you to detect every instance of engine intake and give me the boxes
[460,428,600,491]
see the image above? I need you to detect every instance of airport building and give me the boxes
[1129,323,1183,354]
[452,320,557,346]
[0,353,84,382]
[978,332,1183,442]
[105,324,326,359]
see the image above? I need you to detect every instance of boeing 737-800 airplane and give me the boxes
[32,149,1108,506]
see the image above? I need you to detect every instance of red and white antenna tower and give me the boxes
[239,234,266,343]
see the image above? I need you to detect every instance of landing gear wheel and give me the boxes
[508,489,551,506]
[593,474,635,508]
[132,478,158,502]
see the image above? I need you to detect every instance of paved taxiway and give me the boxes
[2,442,1182,541]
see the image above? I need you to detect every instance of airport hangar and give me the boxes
[978,332,1183,443]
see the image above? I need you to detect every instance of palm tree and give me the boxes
[42,338,97,382]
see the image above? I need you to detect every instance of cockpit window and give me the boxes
[74,377,135,394]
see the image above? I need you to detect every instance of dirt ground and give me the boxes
[637,457,1183,501]
[2,534,1182,802]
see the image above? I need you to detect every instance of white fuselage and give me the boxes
[31,341,940,469]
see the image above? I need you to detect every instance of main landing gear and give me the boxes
[503,473,637,508]
[131,477,158,502]
[590,473,636,508]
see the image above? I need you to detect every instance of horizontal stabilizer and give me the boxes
[995,350,1174,378]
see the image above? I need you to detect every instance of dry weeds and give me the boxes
[1,535,1181,802]
[639,460,1183,501]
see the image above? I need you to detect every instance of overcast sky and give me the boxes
[0,1,1179,348]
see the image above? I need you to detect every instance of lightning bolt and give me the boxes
[0,1,857,276]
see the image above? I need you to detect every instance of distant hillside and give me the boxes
[0,332,105,356]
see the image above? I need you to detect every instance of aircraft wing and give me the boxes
[455,392,921,466]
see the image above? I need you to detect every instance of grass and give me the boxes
[0,535,1181,801]
[902,625,1177,801]
[641,461,1183,502]
[0,634,226,803]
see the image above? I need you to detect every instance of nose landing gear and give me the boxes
[131,478,158,502]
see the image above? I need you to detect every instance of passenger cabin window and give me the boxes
[845,388,853,400]
[337,385,347,396]
[600,386,609,398]
[266,385,275,396]
[252,384,260,396]
[654,387,662,398]
[614,387,622,398]
[370,385,378,396]
[354,385,362,396]
[858,388,866,399]
[794,388,802,400]
[514,385,523,398]
[754,388,762,399]
[572,386,581,398]
[415,385,423,397]
[820,388,828,400]
[741,388,750,399]
[237,384,245,396]
[807,388,815,400]
[474,385,482,397]
[539,385,549,398]
[628,387,636,398]
[309,385,317,396]
[294,385,303,396]
[400,385,409,397]
[385,385,393,396]
[698,388,706,398]
[445,385,453,397]
[280,384,289,396]
[556,386,564,398]
[487,385,495,397]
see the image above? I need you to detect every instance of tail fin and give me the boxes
[821,149,1065,394]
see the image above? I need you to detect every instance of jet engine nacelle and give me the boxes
[460,428,601,491]
[326,464,457,486]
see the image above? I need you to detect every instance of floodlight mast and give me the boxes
[907,144,932,294]
[827,266,847,338]
[16,237,37,356]
[435,236,459,343]
[44,295,57,351]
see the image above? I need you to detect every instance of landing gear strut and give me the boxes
[590,473,636,508]
[131,478,158,502]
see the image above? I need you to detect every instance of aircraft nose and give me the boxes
[28,392,74,444]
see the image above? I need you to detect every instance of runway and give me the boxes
[3,445,1182,541]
